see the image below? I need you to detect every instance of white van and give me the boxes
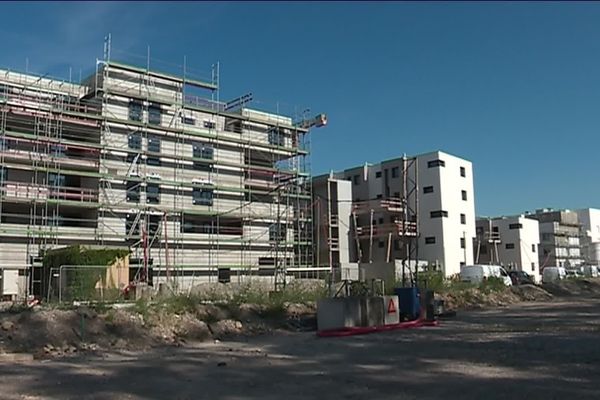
[460,264,512,286]
[542,266,566,283]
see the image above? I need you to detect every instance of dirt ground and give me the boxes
[1,297,600,400]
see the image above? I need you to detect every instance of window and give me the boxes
[128,101,142,122]
[461,190,467,201]
[531,263,536,272]
[128,132,142,150]
[269,224,287,241]
[146,184,160,204]
[394,240,401,250]
[393,191,400,198]
[505,243,515,249]
[476,226,484,235]
[353,175,360,185]
[423,186,434,194]
[427,159,445,168]
[203,120,216,129]
[192,188,214,206]
[509,223,523,230]
[460,213,466,224]
[492,226,499,233]
[182,115,195,125]
[425,236,436,244]
[460,237,465,249]
[378,240,384,248]
[126,213,140,236]
[50,144,65,158]
[148,104,161,125]
[391,167,399,178]
[47,173,65,188]
[376,194,383,199]
[126,181,140,203]
[378,217,384,224]
[0,137,8,151]
[430,210,448,218]
[375,171,382,178]
[193,143,214,160]
[460,166,466,177]
[268,128,285,146]
[147,136,161,166]
[532,244,536,253]
[480,245,488,254]
[0,167,6,182]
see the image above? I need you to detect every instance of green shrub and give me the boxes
[479,277,506,293]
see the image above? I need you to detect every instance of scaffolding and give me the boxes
[350,156,419,286]
[0,39,320,299]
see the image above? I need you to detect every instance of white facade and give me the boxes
[334,150,476,278]
[576,208,600,264]
[475,216,541,282]
[415,151,476,277]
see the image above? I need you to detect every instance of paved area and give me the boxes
[1,299,600,400]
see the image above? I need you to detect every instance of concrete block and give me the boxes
[363,297,384,327]
[317,297,363,331]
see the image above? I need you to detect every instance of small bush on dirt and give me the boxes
[479,277,506,294]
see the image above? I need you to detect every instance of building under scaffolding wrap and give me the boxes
[0,43,324,299]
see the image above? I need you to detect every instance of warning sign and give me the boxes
[387,298,397,314]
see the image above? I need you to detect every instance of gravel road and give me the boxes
[2,298,599,400]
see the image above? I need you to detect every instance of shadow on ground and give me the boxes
[1,299,599,399]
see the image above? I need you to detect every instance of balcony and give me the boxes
[1,181,98,204]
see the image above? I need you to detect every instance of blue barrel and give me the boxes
[393,287,421,321]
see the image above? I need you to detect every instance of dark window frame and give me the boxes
[148,104,162,125]
[427,159,445,168]
[430,210,448,218]
[128,101,143,122]
[126,181,141,203]
[146,183,160,204]
[192,187,214,206]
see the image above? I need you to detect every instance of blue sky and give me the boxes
[1,2,599,216]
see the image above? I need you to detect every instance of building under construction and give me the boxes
[0,44,324,299]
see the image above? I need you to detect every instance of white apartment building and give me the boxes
[326,150,476,278]
[576,208,600,265]
[526,209,583,268]
[475,216,541,282]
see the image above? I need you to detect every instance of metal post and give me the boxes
[369,209,374,263]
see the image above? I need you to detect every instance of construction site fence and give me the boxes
[45,265,330,303]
